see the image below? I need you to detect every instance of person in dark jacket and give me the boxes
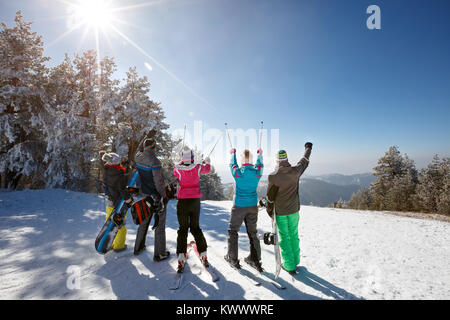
[102,152,133,252]
[134,137,169,260]
[267,142,313,274]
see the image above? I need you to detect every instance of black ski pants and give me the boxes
[176,198,207,254]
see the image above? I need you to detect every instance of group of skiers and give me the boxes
[100,129,313,276]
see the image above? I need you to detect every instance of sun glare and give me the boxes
[73,0,114,29]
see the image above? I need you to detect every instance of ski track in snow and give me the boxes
[0,189,449,300]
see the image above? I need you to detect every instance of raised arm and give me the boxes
[293,142,313,176]
[200,157,211,174]
[255,149,264,177]
[229,149,241,178]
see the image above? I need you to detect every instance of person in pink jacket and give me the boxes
[173,147,211,273]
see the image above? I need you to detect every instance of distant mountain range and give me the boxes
[224,173,376,207]
[305,173,376,189]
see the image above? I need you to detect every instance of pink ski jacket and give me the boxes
[173,162,211,199]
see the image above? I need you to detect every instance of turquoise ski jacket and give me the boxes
[230,153,263,207]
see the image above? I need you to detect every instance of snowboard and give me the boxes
[272,214,282,280]
[94,171,139,254]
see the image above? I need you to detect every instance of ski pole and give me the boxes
[205,133,223,159]
[259,120,264,150]
[181,123,187,151]
[224,122,234,149]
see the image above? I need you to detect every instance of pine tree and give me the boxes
[0,12,49,188]
[416,155,450,214]
[348,188,373,210]
[116,67,171,167]
[437,158,450,214]
[371,146,418,211]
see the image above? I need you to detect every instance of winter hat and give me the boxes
[240,149,253,165]
[181,148,194,165]
[277,150,288,162]
[144,138,156,150]
[102,152,121,165]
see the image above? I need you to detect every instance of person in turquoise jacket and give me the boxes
[225,148,264,271]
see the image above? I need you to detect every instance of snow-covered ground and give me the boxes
[0,189,449,300]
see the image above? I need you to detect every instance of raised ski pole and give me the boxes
[259,121,264,150]
[181,123,187,151]
[224,122,234,149]
[205,133,223,159]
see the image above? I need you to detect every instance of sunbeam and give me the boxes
[110,0,169,13]
[110,24,215,109]
[48,20,85,47]
[49,0,215,109]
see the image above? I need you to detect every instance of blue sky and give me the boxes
[1,0,449,181]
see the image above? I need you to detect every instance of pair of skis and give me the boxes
[218,252,286,290]
[168,241,219,290]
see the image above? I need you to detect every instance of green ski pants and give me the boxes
[276,212,300,271]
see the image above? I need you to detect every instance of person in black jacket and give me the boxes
[134,137,169,259]
[102,152,133,252]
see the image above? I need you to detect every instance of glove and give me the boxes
[257,148,263,155]
[230,148,236,154]
[305,142,313,149]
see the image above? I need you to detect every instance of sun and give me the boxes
[72,0,114,30]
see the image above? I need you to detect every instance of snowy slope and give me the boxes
[0,189,449,300]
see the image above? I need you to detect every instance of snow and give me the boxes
[0,189,449,300]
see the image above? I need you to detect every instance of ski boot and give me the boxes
[224,255,241,269]
[244,256,264,273]
[281,265,297,275]
[153,251,171,262]
[177,253,187,273]
[199,251,209,268]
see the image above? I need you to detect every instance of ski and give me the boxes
[242,260,286,290]
[189,241,219,282]
[168,243,193,290]
[214,252,261,286]
[261,270,286,290]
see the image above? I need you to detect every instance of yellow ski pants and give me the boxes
[105,206,127,250]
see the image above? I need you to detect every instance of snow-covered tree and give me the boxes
[348,188,373,210]
[437,158,450,214]
[0,12,49,188]
[371,146,418,211]
[200,165,225,200]
[43,51,102,190]
[416,155,450,214]
[116,67,170,161]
